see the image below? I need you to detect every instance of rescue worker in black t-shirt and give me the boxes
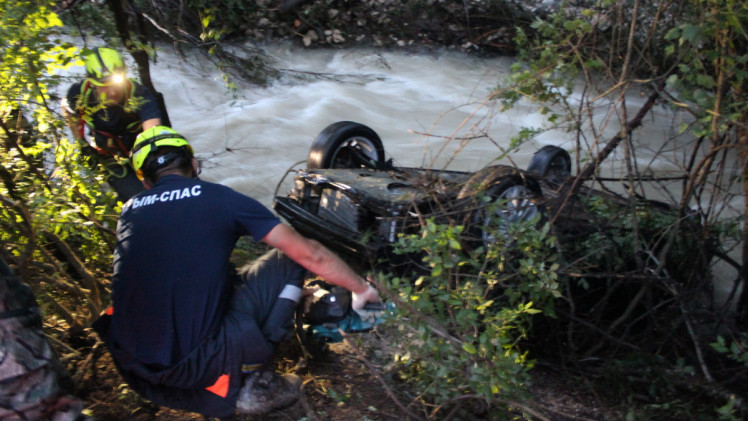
[61,47,163,202]
[94,126,382,418]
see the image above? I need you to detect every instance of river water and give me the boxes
[144,44,527,205]
[142,43,703,206]
[59,42,741,307]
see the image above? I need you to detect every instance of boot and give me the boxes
[235,368,301,415]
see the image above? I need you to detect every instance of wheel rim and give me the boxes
[328,137,380,168]
[481,185,540,245]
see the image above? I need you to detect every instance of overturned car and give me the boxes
[273,121,571,273]
[275,121,717,357]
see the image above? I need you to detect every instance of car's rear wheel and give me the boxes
[527,145,571,185]
[307,121,385,169]
[457,166,544,251]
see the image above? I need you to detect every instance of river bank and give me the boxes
[219,0,552,55]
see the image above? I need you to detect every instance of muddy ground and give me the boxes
[76,329,624,420]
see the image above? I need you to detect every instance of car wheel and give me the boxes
[527,145,571,185]
[457,166,544,250]
[307,121,386,169]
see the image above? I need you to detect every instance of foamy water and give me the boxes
[143,44,715,206]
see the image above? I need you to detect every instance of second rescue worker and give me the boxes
[61,47,163,202]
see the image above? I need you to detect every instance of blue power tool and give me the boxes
[302,282,393,343]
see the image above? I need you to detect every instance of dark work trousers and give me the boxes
[233,249,307,355]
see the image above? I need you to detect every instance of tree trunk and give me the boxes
[738,115,748,325]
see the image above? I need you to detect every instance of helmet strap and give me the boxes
[142,150,181,177]
[131,133,186,155]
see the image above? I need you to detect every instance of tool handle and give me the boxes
[363,302,385,311]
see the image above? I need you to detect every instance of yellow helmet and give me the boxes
[131,126,193,179]
[84,47,126,86]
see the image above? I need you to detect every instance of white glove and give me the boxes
[351,284,382,323]
[352,284,381,310]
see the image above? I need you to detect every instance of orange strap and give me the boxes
[205,374,230,397]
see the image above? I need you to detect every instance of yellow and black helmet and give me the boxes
[131,126,193,179]
[84,47,126,86]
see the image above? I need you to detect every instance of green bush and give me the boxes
[376,210,559,418]
[0,0,118,330]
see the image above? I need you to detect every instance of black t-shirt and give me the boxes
[110,175,280,369]
[65,79,162,151]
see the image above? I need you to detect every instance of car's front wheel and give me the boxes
[307,121,386,169]
[457,166,544,251]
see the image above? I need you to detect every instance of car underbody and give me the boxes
[274,121,556,272]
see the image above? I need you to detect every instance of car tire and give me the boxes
[457,166,544,251]
[527,145,571,185]
[307,121,385,169]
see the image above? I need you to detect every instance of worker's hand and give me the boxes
[351,282,381,311]
[351,279,382,323]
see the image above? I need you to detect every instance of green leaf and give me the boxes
[696,74,715,88]
[665,74,680,90]
[681,24,700,43]
[476,300,494,311]
[462,342,477,354]
[585,58,603,69]
[431,265,443,277]
[664,27,680,41]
